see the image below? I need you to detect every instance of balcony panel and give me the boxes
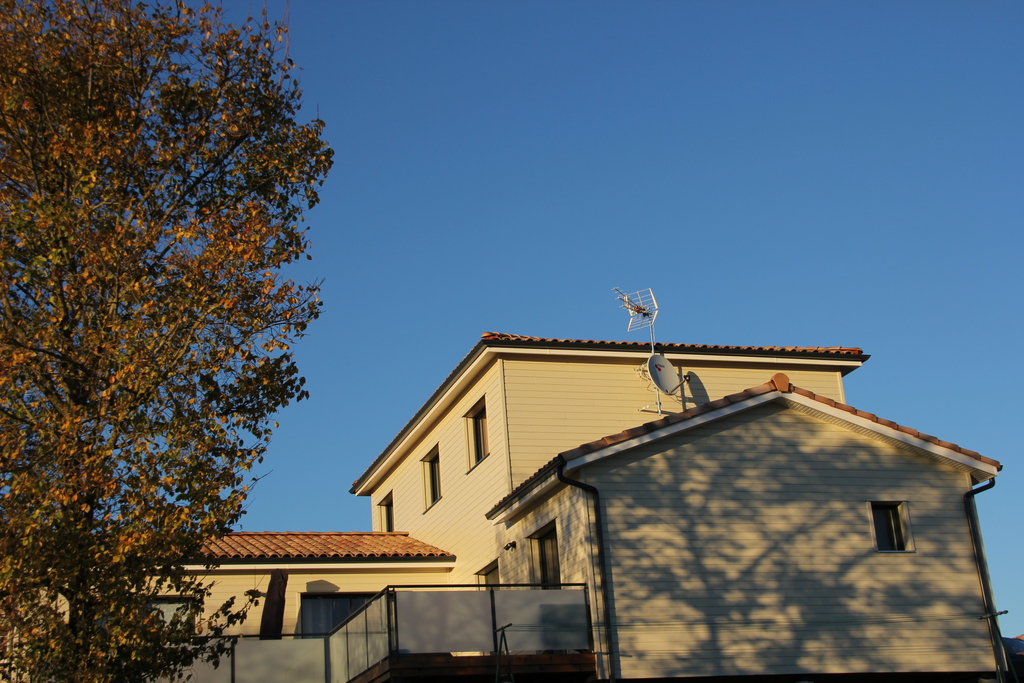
[394,591,494,654]
[347,608,369,675]
[328,628,349,683]
[233,638,324,683]
[493,590,590,652]
[366,595,389,665]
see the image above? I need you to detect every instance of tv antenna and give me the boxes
[613,287,688,414]
[614,288,659,350]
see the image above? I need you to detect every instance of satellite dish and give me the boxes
[612,286,687,414]
[648,354,682,394]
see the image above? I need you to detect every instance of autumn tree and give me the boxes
[0,0,332,680]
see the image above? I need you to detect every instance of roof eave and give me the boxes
[350,340,492,495]
[484,335,870,364]
[203,554,457,565]
[564,390,999,480]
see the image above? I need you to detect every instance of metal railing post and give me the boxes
[489,587,499,653]
[323,634,331,683]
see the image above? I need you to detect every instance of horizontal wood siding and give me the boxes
[495,485,611,678]
[503,356,844,486]
[368,362,512,583]
[585,402,993,679]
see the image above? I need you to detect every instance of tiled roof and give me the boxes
[352,333,869,493]
[480,332,866,357]
[488,373,999,518]
[203,532,454,561]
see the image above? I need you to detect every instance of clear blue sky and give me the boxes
[222,1,1023,637]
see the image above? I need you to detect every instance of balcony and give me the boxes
[179,584,595,683]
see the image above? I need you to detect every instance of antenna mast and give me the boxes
[613,288,659,354]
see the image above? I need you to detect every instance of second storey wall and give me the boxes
[502,354,847,487]
[367,361,511,583]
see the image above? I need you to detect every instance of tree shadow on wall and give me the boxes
[591,401,994,681]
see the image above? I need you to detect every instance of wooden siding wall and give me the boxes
[496,485,612,679]
[194,565,451,636]
[583,402,993,679]
[368,362,512,583]
[502,356,846,487]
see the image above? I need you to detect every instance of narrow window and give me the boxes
[872,502,909,551]
[378,492,394,532]
[477,560,500,586]
[423,447,441,507]
[531,522,560,588]
[300,594,373,636]
[467,399,489,465]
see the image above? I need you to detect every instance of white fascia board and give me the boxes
[183,561,456,572]
[778,393,999,478]
[488,473,562,526]
[565,392,782,470]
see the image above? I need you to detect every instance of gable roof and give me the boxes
[203,532,454,562]
[351,333,870,495]
[487,373,1000,521]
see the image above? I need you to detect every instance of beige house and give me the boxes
[193,332,1008,683]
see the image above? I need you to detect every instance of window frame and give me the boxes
[869,501,914,552]
[529,520,561,588]
[476,560,500,586]
[466,398,490,469]
[378,492,394,532]
[422,447,441,509]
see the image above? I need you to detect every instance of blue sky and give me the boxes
[221,1,1023,637]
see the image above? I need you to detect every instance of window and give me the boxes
[423,447,441,507]
[467,399,489,465]
[149,597,195,626]
[531,522,560,588]
[477,561,500,586]
[871,502,912,551]
[378,492,394,532]
[300,594,373,635]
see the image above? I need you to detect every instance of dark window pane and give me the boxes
[473,409,489,463]
[300,594,370,635]
[536,528,560,588]
[428,455,441,504]
[872,503,905,551]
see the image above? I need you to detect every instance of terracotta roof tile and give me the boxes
[488,373,1000,518]
[202,532,454,561]
[487,456,563,517]
[480,332,866,356]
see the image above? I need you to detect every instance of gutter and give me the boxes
[556,460,617,683]
[964,478,1013,683]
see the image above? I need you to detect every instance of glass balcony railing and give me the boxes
[173,583,592,683]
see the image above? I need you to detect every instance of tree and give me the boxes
[0,0,332,680]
